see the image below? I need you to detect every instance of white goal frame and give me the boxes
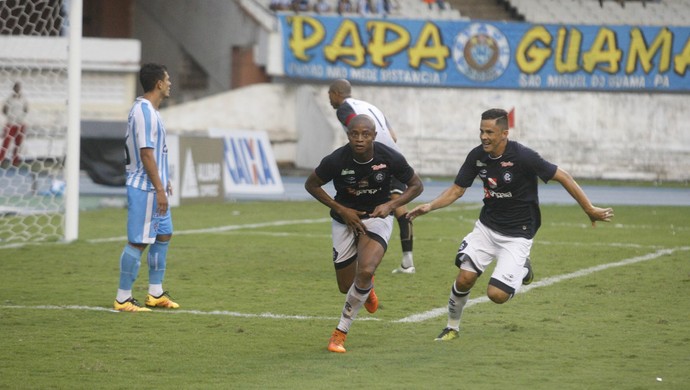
[65,0,82,242]
[0,0,82,244]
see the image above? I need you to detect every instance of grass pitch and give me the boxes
[1,200,689,389]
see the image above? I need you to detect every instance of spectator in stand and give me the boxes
[337,0,354,14]
[423,0,445,11]
[291,0,311,12]
[1,81,29,167]
[313,0,332,13]
[269,0,291,11]
[368,0,387,15]
[356,0,369,14]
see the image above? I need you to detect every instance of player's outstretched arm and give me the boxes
[551,168,614,227]
[407,183,466,220]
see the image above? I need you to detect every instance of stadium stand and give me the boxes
[508,0,690,26]
[262,0,467,19]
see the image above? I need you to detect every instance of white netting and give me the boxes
[0,1,68,243]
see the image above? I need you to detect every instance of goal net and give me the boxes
[0,1,70,244]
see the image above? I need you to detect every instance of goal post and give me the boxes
[65,0,82,242]
[0,0,82,244]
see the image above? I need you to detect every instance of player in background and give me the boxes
[407,108,614,341]
[305,115,423,353]
[328,79,417,274]
[113,63,180,312]
[1,81,29,166]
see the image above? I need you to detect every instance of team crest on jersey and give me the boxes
[487,177,498,189]
[503,171,512,183]
[374,172,385,183]
[452,23,510,82]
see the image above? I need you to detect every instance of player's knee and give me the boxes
[357,268,375,282]
[488,291,510,304]
[487,280,514,304]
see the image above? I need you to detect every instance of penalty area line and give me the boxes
[394,246,690,324]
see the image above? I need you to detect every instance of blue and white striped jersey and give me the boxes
[124,97,168,191]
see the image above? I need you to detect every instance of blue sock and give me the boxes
[148,240,169,285]
[119,245,142,290]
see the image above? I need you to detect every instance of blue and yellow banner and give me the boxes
[279,15,690,92]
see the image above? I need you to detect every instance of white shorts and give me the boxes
[456,220,532,294]
[331,215,393,269]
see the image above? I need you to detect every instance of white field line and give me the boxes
[0,305,378,321]
[394,246,690,323]
[86,218,332,244]
[2,247,687,323]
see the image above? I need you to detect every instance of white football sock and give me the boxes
[401,251,414,268]
[116,289,132,303]
[447,282,470,330]
[148,284,163,297]
[336,283,369,333]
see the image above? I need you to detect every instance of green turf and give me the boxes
[1,201,689,389]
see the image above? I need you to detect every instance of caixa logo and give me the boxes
[224,137,277,185]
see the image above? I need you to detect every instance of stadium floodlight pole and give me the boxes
[64,0,83,242]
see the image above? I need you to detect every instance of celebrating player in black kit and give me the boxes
[407,108,614,341]
[305,114,423,353]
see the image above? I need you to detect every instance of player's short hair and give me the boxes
[139,63,168,93]
[347,114,375,132]
[481,108,509,130]
[329,79,352,97]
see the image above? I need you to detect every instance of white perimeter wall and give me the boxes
[161,82,690,182]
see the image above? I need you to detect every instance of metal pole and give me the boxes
[64,0,82,242]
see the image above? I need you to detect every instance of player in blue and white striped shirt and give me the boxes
[114,63,179,312]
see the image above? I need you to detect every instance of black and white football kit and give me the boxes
[454,140,558,293]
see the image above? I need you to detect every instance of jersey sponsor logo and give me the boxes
[479,169,487,178]
[487,177,498,189]
[484,188,513,199]
[341,169,355,175]
[500,161,513,167]
[344,176,356,185]
[349,188,380,196]
[358,179,369,188]
[503,171,512,183]
[371,163,387,171]
[476,160,487,167]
